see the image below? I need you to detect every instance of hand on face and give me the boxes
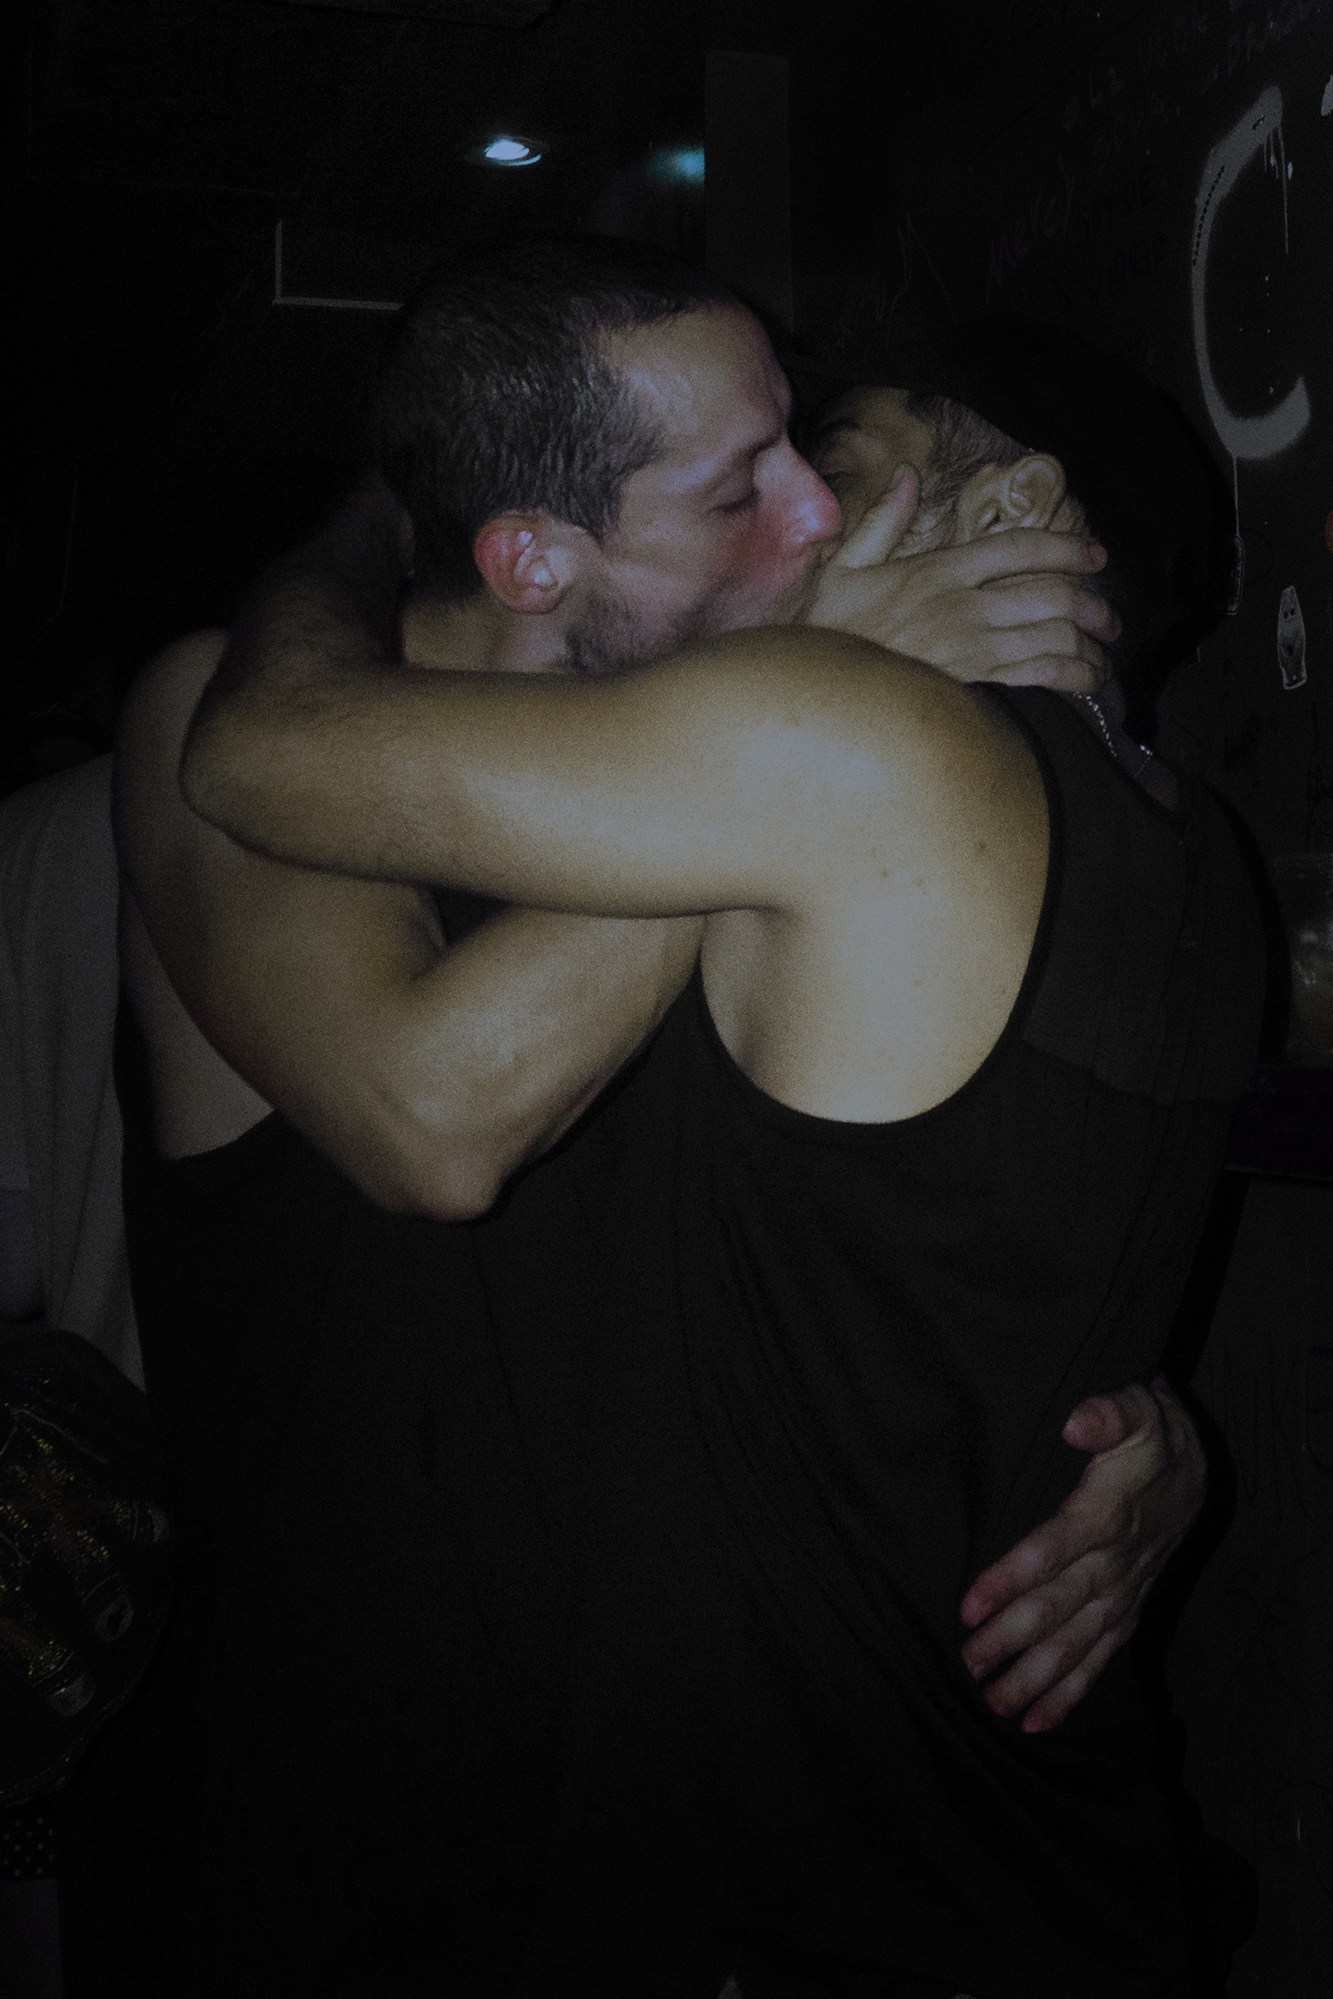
[805,463,1118,692]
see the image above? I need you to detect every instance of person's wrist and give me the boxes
[805,570,885,644]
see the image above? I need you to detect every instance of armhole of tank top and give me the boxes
[686,691,1067,1149]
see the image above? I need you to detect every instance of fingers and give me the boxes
[914,616,1107,688]
[961,1526,1136,1661]
[961,1566,1079,1676]
[960,1400,1160,1635]
[1013,1628,1125,1735]
[961,1541,1147,1729]
[954,528,1109,584]
[974,574,1121,644]
[987,651,1106,695]
[959,1516,1090,1631]
[966,1588,1127,1722]
[958,612,1107,684]
[1061,1381,1161,1456]
[835,466,920,569]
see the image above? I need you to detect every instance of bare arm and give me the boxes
[183,472,1115,891]
[185,612,968,916]
[118,632,697,1217]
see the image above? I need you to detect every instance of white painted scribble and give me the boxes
[1265,119,1290,251]
[1225,532,1246,617]
[1191,88,1311,465]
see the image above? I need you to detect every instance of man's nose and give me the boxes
[786,459,842,549]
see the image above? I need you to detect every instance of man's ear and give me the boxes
[472,511,586,613]
[955,452,1069,539]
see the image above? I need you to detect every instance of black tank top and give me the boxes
[62,692,1263,1999]
[515,687,1265,1996]
[67,891,640,1996]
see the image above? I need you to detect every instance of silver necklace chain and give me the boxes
[1072,694,1154,779]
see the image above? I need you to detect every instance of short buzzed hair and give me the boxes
[372,234,738,598]
[898,391,1026,520]
[812,322,1230,714]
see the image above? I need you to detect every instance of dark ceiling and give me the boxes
[4,0,933,747]
[15,0,717,456]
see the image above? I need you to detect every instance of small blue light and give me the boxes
[470,135,543,168]
[664,147,705,184]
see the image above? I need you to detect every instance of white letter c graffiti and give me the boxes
[1191,86,1310,462]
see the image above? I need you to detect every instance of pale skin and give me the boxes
[119,307,1202,1730]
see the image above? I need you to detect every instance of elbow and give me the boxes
[350,1132,512,1223]
[326,1070,530,1222]
[399,1164,506,1224]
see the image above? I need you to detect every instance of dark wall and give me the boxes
[1170,1177,1333,1996]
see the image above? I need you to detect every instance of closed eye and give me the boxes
[714,489,759,515]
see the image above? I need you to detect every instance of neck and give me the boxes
[401,590,571,675]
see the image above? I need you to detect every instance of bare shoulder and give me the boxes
[114,628,269,937]
[114,629,451,1173]
[691,624,1031,761]
[685,624,1043,859]
[699,634,1049,1124]
[114,629,277,1156]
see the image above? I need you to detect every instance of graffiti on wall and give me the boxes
[1189,85,1309,467]
[885,0,1333,839]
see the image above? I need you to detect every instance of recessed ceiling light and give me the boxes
[465,134,544,168]
[652,146,705,184]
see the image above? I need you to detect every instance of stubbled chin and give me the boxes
[766,567,821,627]
[627,567,824,663]
[711,566,822,638]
